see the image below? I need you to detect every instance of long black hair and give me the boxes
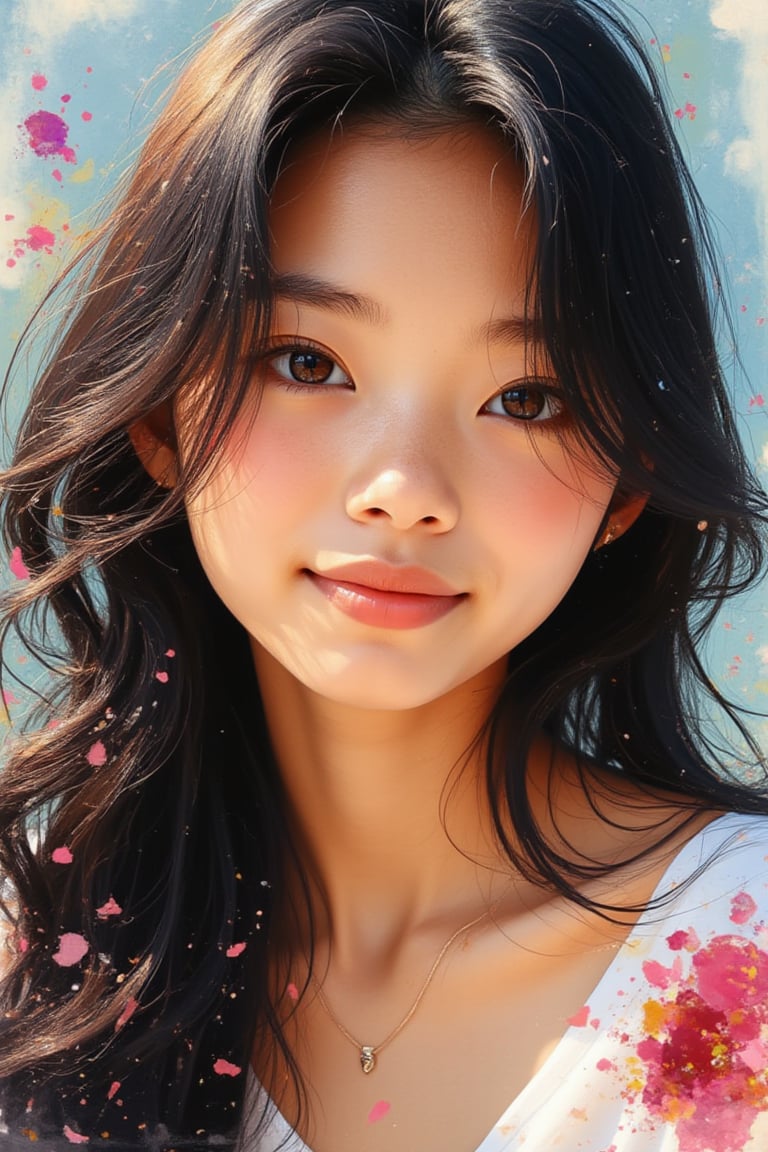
[0,0,766,1145]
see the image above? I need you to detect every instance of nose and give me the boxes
[345,451,460,534]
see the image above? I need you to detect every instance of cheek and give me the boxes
[479,443,612,558]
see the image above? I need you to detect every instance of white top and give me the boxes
[240,812,768,1152]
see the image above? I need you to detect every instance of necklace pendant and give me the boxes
[360,1046,376,1074]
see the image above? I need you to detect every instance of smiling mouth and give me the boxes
[304,569,466,630]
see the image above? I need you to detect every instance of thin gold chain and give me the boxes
[311,904,495,1072]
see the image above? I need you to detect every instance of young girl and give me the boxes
[1,0,767,1149]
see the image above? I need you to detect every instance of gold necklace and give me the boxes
[311,904,493,1073]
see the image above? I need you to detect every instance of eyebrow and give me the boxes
[272,273,387,326]
[272,271,544,346]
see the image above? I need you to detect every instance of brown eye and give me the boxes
[289,350,335,383]
[500,385,547,419]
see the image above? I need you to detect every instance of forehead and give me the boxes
[268,126,535,329]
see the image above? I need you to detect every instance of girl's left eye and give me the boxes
[268,346,350,387]
[484,381,563,422]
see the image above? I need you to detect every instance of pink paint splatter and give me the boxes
[367,1100,391,1124]
[674,102,697,122]
[155,671,169,683]
[96,896,122,919]
[52,846,73,865]
[52,168,63,183]
[31,73,48,91]
[115,997,138,1031]
[25,225,55,253]
[86,740,107,767]
[10,547,30,580]
[107,1081,121,1101]
[634,933,768,1150]
[749,394,765,409]
[567,1005,590,1027]
[81,110,92,122]
[286,982,299,1001]
[165,648,176,658]
[18,936,29,953]
[596,1057,614,1072]
[2,689,20,706]
[52,933,89,967]
[213,1058,242,1077]
[729,891,758,926]
[62,1126,89,1145]
[61,94,71,104]
[666,927,700,952]
[642,956,682,990]
[23,110,77,164]
[226,942,246,958]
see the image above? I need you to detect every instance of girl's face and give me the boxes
[177,126,625,711]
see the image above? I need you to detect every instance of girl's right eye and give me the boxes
[266,345,351,387]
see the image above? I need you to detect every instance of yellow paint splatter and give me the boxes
[70,157,95,184]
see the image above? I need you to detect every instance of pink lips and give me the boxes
[306,561,465,629]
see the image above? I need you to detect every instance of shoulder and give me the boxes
[664,811,768,908]
[628,811,768,964]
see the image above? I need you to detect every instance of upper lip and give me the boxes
[308,560,463,597]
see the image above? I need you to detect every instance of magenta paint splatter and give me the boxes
[53,933,89,967]
[367,1100,391,1124]
[107,1081,121,1101]
[86,740,107,767]
[115,997,138,1031]
[96,896,122,919]
[61,94,71,103]
[23,110,77,164]
[226,942,246,958]
[63,1126,89,1145]
[729,891,758,925]
[633,933,768,1150]
[667,927,700,952]
[213,1058,242,1077]
[31,73,47,91]
[52,846,73,865]
[10,547,30,580]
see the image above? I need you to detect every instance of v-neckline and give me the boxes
[245,813,740,1152]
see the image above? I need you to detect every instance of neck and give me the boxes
[252,643,510,962]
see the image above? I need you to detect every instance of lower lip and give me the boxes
[307,573,465,630]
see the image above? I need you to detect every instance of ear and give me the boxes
[593,489,648,550]
[128,404,179,489]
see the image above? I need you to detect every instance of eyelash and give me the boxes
[259,340,565,423]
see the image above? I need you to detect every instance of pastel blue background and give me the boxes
[0,0,766,753]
